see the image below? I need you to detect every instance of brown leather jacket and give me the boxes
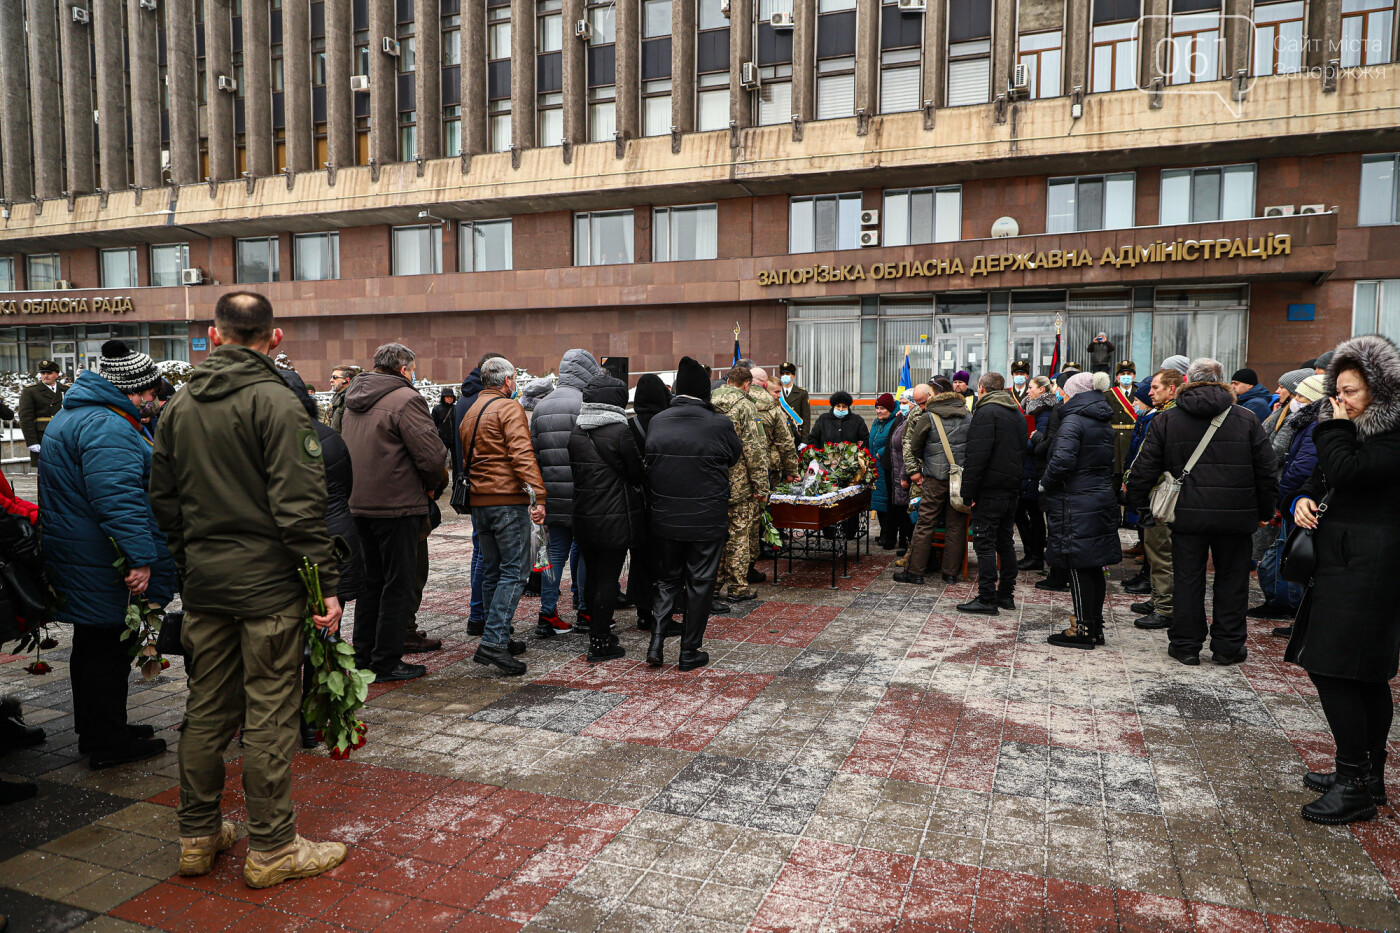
[458,387,547,507]
[342,372,448,518]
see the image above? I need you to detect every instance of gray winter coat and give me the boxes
[530,349,604,526]
[919,393,971,482]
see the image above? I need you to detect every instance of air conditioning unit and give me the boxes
[769,11,794,28]
[181,267,204,286]
[859,209,880,227]
[55,279,73,290]
[217,74,237,93]
[71,6,89,24]
[574,19,592,39]
[740,61,761,90]
[1299,203,1327,214]
[897,0,927,11]
[859,230,880,247]
[350,74,370,92]
[382,37,400,56]
[138,0,156,10]
[1263,204,1295,217]
[1010,63,1030,95]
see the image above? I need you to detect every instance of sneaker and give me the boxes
[243,835,347,890]
[574,612,592,632]
[956,599,999,616]
[537,612,572,635]
[180,821,240,876]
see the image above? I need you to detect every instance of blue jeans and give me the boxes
[471,504,532,649]
[469,529,484,623]
[1257,521,1303,611]
[541,524,587,617]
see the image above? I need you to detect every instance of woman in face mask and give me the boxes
[869,393,904,549]
[807,391,870,448]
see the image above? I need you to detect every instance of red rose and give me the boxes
[26,661,51,675]
[329,747,350,760]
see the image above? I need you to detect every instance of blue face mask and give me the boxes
[1013,374,1027,387]
[780,375,792,386]
[900,403,911,415]
[1118,374,1134,387]
[833,408,849,419]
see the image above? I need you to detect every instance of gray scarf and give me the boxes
[577,402,628,431]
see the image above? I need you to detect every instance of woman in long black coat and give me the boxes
[568,373,647,663]
[1040,372,1121,649]
[1286,334,1400,825]
[807,391,870,447]
[633,373,672,434]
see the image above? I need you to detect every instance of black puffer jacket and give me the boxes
[960,390,1026,504]
[808,411,870,447]
[450,367,486,472]
[531,349,604,527]
[1125,381,1278,534]
[1041,391,1122,570]
[633,373,671,436]
[567,377,646,550]
[1287,334,1400,681]
[644,396,743,542]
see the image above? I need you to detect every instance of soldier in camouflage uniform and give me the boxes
[711,366,770,602]
[746,368,799,578]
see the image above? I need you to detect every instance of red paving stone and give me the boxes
[703,601,844,648]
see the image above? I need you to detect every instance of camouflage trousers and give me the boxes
[721,498,758,597]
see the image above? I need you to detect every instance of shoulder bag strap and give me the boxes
[463,396,507,477]
[932,414,958,468]
[1181,409,1229,477]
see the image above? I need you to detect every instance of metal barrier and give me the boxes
[1,420,30,473]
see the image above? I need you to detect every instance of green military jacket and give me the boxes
[18,381,65,446]
[150,344,339,616]
[712,384,771,502]
[902,406,930,481]
[748,385,799,479]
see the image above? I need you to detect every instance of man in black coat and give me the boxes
[957,373,1027,615]
[643,356,743,672]
[1126,358,1278,666]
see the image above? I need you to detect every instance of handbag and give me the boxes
[155,610,184,658]
[450,396,506,515]
[1148,409,1227,524]
[931,415,971,514]
[1281,494,1329,585]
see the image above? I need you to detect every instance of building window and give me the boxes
[151,244,188,287]
[790,192,862,253]
[400,112,417,161]
[816,56,856,120]
[1253,1,1304,75]
[1354,280,1400,339]
[884,187,961,245]
[488,8,512,58]
[489,5,511,151]
[589,1,616,43]
[787,301,861,395]
[1159,164,1256,224]
[1342,0,1395,67]
[538,2,563,53]
[590,86,617,141]
[947,40,991,105]
[444,104,462,155]
[1360,153,1400,225]
[1168,8,1221,85]
[235,237,280,284]
[392,225,443,276]
[575,211,635,266]
[1092,21,1138,92]
[880,48,921,113]
[1018,30,1062,99]
[759,65,793,124]
[293,232,339,281]
[644,79,673,135]
[697,72,729,131]
[1047,174,1135,233]
[459,219,513,272]
[101,248,139,288]
[819,0,856,9]
[644,0,672,36]
[761,0,794,16]
[538,92,563,147]
[698,0,727,30]
[27,254,60,290]
[397,30,416,74]
[654,204,718,262]
[0,257,13,291]
[312,37,327,85]
[490,101,512,152]
[443,14,461,66]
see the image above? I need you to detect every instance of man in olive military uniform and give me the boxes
[1105,360,1139,486]
[18,361,64,465]
[776,361,810,444]
[746,367,799,576]
[711,366,770,602]
[1010,359,1032,405]
[150,291,347,890]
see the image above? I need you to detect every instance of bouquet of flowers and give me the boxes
[775,460,836,497]
[112,539,169,681]
[800,442,879,489]
[299,558,373,759]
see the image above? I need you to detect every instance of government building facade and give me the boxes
[0,0,1395,397]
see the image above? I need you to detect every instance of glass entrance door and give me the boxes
[1009,313,1059,376]
[51,342,77,379]
[934,316,986,384]
[80,340,105,372]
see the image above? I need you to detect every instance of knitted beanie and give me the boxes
[1063,372,1096,399]
[99,340,159,394]
[1294,374,1326,404]
[1278,368,1312,395]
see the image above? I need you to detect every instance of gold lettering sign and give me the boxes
[0,296,135,315]
[756,234,1293,287]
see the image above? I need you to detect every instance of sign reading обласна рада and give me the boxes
[0,296,135,314]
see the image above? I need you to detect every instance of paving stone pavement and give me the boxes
[4,482,1400,932]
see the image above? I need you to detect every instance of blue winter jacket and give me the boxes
[1236,383,1273,423]
[39,371,177,626]
[1277,419,1319,514]
[870,413,897,511]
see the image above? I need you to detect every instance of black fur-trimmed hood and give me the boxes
[1319,334,1400,439]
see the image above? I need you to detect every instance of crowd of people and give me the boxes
[0,284,1395,905]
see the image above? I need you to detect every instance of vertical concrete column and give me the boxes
[1064,0,1089,96]
[728,0,753,129]
[793,0,815,122]
[27,0,63,198]
[563,0,585,145]
[855,0,879,117]
[165,0,199,184]
[1222,0,1249,79]
[205,0,235,180]
[415,0,442,160]
[94,0,128,189]
[511,0,536,149]
[325,0,353,166]
[462,0,487,154]
[284,0,312,171]
[1306,0,1341,68]
[1139,0,1169,86]
[0,0,34,200]
[921,0,949,110]
[992,0,1016,100]
[128,0,162,188]
[616,0,639,138]
[243,0,273,176]
[369,0,397,163]
[672,0,696,132]
[62,0,97,193]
